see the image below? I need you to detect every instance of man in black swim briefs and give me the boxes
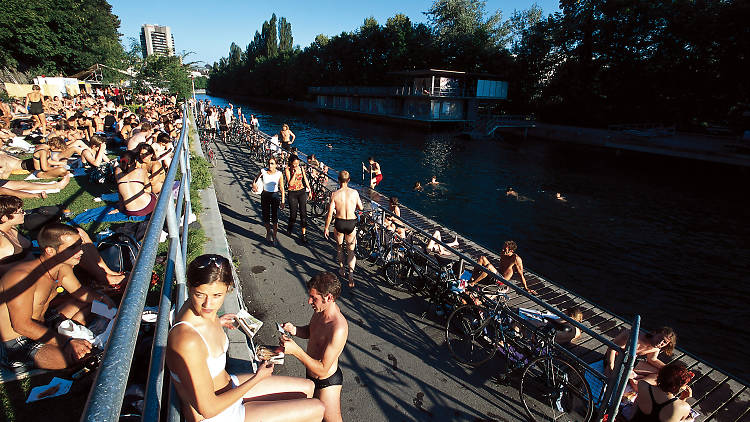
[282,272,349,422]
[324,170,363,288]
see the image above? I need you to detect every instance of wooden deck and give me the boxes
[312,168,749,422]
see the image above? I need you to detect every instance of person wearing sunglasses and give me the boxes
[253,157,285,244]
[166,254,324,422]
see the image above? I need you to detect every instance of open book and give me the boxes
[235,309,263,339]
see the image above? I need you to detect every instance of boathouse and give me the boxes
[308,69,508,127]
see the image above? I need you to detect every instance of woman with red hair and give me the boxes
[629,361,694,422]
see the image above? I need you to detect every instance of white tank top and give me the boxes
[261,169,282,192]
[169,321,228,383]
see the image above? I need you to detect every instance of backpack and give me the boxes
[89,161,116,185]
[97,232,140,273]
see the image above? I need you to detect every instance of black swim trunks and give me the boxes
[20,158,34,171]
[334,218,357,235]
[307,366,343,390]
[0,336,44,370]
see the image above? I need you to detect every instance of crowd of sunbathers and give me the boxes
[0,87,182,373]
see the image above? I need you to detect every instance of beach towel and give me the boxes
[585,360,607,408]
[70,204,147,225]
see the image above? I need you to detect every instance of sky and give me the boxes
[111,0,561,67]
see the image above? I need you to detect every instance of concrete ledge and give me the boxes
[190,120,256,374]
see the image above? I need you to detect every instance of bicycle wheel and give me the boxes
[309,191,329,218]
[445,305,498,367]
[519,356,593,422]
[383,260,412,291]
[355,228,373,259]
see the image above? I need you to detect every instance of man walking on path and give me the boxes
[282,272,349,422]
[324,171,363,288]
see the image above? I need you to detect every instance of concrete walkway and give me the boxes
[208,139,531,421]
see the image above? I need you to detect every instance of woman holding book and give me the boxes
[166,254,324,422]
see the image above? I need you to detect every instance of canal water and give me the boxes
[199,94,750,381]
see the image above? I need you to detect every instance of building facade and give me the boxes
[140,24,175,58]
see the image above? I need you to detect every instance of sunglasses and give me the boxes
[195,255,223,269]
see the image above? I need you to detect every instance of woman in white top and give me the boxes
[166,254,324,422]
[253,157,285,243]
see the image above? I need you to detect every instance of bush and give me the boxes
[190,155,212,190]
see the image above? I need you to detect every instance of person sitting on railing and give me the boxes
[166,254,325,422]
[605,326,677,389]
[0,223,116,370]
[115,150,157,217]
[626,361,695,422]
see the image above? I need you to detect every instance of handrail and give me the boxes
[81,102,192,422]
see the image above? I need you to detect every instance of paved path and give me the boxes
[209,140,531,422]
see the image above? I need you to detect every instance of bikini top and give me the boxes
[169,321,228,383]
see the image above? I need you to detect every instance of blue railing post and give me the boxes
[81,103,190,422]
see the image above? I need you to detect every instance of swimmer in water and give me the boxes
[413,181,423,192]
[428,176,439,186]
[556,192,567,202]
[506,187,535,202]
[326,143,333,149]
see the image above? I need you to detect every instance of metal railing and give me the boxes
[243,129,638,421]
[81,102,193,422]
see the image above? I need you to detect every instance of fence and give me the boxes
[81,102,192,422]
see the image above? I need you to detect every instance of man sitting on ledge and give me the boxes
[0,223,115,370]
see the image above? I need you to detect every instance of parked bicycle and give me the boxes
[445,286,593,421]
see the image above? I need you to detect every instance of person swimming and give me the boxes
[413,181,423,192]
[506,187,534,202]
[428,176,439,185]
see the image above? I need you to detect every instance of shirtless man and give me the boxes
[127,122,154,150]
[0,153,71,186]
[324,171,363,288]
[0,223,114,370]
[367,157,382,189]
[498,240,536,295]
[279,123,295,151]
[281,272,349,422]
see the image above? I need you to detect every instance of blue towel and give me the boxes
[70,204,147,225]
[100,193,120,202]
[585,360,606,408]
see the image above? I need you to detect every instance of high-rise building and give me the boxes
[140,24,175,58]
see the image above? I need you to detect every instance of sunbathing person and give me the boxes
[0,195,33,274]
[498,240,536,295]
[630,361,695,422]
[152,132,174,169]
[166,254,325,422]
[384,197,406,239]
[134,143,166,194]
[0,223,115,370]
[605,326,677,388]
[425,230,459,256]
[0,151,69,180]
[31,137,72,178]
[115,151,157,217]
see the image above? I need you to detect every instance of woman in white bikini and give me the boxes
[166,254,324,422]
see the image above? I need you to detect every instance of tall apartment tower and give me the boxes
[140,24,175,58]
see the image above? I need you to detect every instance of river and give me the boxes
[198,94,750,381]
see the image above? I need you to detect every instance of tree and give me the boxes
[262,14,279,58]
[0,0,123,75]
[279,17,293,53]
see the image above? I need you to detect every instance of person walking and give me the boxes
[253,157,285,244]
[285,155,312,244]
